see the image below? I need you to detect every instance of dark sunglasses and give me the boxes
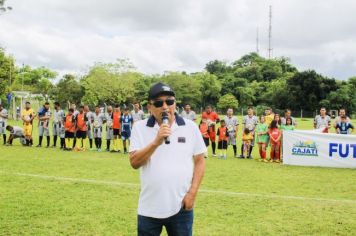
[151,98,175,108]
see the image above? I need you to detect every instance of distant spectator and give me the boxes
[180,104,197,121]
[274,113,282,128]
[281,117,295,131]
[281,109,297,127]
[335,116,354,134]
[333,108,350,130]
[264,107,274,127]
[314,107,331,133]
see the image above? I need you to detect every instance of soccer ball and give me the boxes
[24,115,31,123]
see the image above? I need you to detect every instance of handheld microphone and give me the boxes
[161,112,170,144]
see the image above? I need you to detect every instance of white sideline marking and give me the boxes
[1,171,355,204]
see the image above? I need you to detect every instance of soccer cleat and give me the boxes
[275,160,280,163]
[269,159,274,163]
[263,159,268,163]
[36,145,41,147]
[239,155,244,159]
[212,154,217,157]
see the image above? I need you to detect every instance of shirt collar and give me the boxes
[146,113,185,127]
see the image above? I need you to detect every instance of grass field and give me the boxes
[0,117,356,235]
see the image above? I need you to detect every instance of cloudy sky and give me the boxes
[0,0,355,80]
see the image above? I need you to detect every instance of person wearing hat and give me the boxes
[129,82,207,236]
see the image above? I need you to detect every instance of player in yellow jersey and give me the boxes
[21,102,37,146]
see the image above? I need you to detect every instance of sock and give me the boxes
[241,144,244,156]
[76,138,82,149]
[73,138,76,148]
[276,151,280,160]
[53,135,57,146]
[259,148,263,159]
[65,138,69,148]
[270,149,275,160]
[46,136,50,147]
[233,145,237,156]
[9,138,13,145]
[212,142,216,154]
[30,139,33,145]
[89,139,93,148]
[113,139,117,151]
[39,136,43,146]
[82,138,87,149]
[123,140,127,152]
[249,146,253,157]
[3,134,6,144]
[61,138,65,148]
[99,139,102,149]
[262,150,266,159]
[69,138,73,149]
[223,150,227,159]
[106,140,110,150]
[95,138,99,148]
[26,139,29,146]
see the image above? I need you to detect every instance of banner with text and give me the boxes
[283,130,356,168]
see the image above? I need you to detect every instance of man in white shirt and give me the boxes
[131,102,145,123]
[180,104,197,121]
[129,83,206,236]
[314,107,331,133]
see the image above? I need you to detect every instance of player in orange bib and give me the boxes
[111,104,122,153]
[75,106,88,151]
[199,117,210,158]
[216,120,228,160]
[64,108,76,151]
[201,105,220,157]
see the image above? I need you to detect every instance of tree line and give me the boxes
[1,49,355,116]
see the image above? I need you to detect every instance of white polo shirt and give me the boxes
[129,114,207,219]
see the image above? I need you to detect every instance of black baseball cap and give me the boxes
[148,82,175,100]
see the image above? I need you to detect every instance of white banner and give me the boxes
[283,130,356,168]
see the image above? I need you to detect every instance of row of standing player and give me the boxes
[1,101,145,154]
[180,105,354,162]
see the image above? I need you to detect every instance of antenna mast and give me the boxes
[268,5,273,59]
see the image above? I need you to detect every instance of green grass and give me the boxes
[0,117,355,235]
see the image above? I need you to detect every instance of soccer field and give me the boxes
[1,118,356,235]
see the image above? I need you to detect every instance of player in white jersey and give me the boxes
[0,104,8,145]
[84,105,95,150]
[93,105,105,151]
[224,108,239,157]
[52,102,66,149]
[105,105,114,151]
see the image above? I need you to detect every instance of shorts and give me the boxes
[53,123,65,138]
[106,127,114,140]
[24,124,32,136]
[113,128,120,136]
[203,137,209,147]
[0,121,6,134]
[76,130,87,139]
[14,135,27,145]
[227,132,236,145]
[218,140,228,149]
[256,134,269,144]
[65,131,75,139]
[93,127,102,138]
[39,125,50,137]
[121,130,131,140]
